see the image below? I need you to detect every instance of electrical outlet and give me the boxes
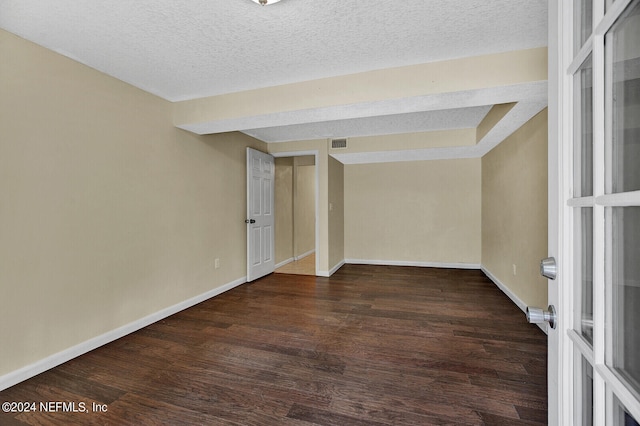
[512,264,517,275]
[215,258,220,269]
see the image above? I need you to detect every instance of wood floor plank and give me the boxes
[287,403,389,426]
[0,264,547,425]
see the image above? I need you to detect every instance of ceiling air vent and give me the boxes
[331,138,347,149]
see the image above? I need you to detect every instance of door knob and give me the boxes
[526,305,557,329]
[245,219,256,224]
[540,257,557,280]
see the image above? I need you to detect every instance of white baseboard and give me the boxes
[342,260,544,333]
[327,259,346,276]
[345,259,481,270]
[481,266,548,335]
[294,249,315,261]
[1,263,546,391]
[0,276,247,392]
[275,250,315,269]
[275,257,294,269]
[481,266,527,312]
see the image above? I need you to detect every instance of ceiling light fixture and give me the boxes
[251,0,282,5]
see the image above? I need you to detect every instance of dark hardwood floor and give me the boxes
[0,265,547,425]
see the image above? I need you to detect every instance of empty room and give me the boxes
[1,1,639,425]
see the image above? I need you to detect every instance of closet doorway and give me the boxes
[273,154,317,276]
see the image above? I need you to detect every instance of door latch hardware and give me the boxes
[526,305,557,329]
[540,257,557,280]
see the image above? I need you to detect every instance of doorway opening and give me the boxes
[272,151,319,276]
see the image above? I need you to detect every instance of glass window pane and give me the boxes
[576,208,594,344]
[610,207,640,395]
[608,1,640,193]
[575,0,594,53]
[576,355,594,425]
[612,394,640,425]
[575,55,594,197]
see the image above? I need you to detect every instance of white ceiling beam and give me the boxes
[173,48,548,137]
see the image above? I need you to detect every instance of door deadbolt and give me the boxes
[540,257,557,280]
[526,305,557,329]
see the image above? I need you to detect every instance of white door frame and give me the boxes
[550,1,640,424]
[271,150,320,276]
[547,3,565,424]
[549,1,592,423]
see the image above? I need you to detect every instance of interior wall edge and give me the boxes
[327,259,346,277]
[275,257,295,270]
[481,265,548,334]
[294,249,315,261]
[344,259,481,270]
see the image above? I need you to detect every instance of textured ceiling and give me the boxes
[0,0,548,153]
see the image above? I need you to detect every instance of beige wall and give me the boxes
[0,30,266,378]
[328,156,345,270]
[294,163,316,257]
[344,159,481,265]
[274,156,316,264]
[482,109,548,308]
[274,157,293,264]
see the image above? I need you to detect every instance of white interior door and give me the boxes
[246,148,275,282]
[549,0,640,424]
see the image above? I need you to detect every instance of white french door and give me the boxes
[246,147,275,282]
[551,0,640,424]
